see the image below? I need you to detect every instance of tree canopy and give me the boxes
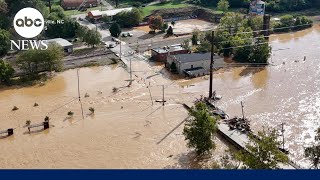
[109,23,122,38]
[0,29,10,56]
[113,8,143,28]
[83,29,102,48]
[217,0,230,12]
[305,127,320,169]
[17,43,63,75]
[183,102,218,156]
[0,59,14,84]
[149,15,164,32]
[214,12,271,63]
[236,128,289,169]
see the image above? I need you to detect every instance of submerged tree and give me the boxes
[183,102,218,156]
[305,127,320,169]
[236,128,289,169]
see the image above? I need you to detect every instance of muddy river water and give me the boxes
[0,26,320,168]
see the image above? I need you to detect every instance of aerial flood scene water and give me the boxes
[1,26,319,168]
[1,0,320,170]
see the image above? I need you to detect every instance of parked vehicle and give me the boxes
[111,37,121,44]
[121,32,133,37]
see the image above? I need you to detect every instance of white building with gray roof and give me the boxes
[167,53,224,77]
[47,38,73,54]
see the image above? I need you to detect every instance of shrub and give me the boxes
[67,111,74,116]
[44,116,50,122]
[89,107,95,113]
[34,103,39,107]
[12,106,19,111]
[112,87,118,93]
[25,120,31,126]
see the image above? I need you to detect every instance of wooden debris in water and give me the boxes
[224,117,252,133]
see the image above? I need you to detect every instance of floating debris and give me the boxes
[12,106,19,111]
[224,117,251,133]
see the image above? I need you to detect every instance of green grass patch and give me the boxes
[141,2,190,17]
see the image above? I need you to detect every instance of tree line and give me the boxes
[187,12,271,64]
[190,0,320,12]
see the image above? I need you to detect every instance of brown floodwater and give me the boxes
[179,25,320,168]
[0,25,320,168]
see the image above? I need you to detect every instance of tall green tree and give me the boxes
[0,59,14,84]
[236,128,289,169]
[149,15,164,32]
[217,0,230,12]
[17,43,63,75]
[113,8,142,28]
[0,29,10,56]
[109,22,121,38]
[305,127,320,169]
[249,36,271,64]
[83,29,101,48]
[183,102,218,156]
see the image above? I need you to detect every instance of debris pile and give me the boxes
[224,117,251,133]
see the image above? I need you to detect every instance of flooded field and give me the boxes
[0,25,320,168]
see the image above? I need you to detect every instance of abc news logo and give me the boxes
[10,8,63,51]
[15,16,43,28]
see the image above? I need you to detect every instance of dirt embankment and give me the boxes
[146,7,223,23]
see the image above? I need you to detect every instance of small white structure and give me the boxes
[47,38,73,53]
[88,7,133,20]
[167,53,224,77]
[249,0,265,16]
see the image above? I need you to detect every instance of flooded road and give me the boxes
[179,25,320,167]
[0,25,320,168]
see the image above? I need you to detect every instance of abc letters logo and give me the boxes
[13,8,44,38]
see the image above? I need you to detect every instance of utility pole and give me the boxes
[136,40,139,53]
[162,85,165,106]
[119,37,122,60]
[281,123,285,150]
[209,30,215,98]
[77,69,84,120]
[48,0,52,13]
[263,14,271,41]
[241,101,245,120]
[130,57,132,82]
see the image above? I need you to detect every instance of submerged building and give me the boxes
[167,53,224,77]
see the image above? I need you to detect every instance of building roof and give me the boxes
[100,7,133,17]
[174,53,220,63]
[47,38,73,47]
[89,10,102,16]
[152,46,186,54]
[62,0,99,7]
[184,67,207,76]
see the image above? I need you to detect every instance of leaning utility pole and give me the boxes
[209,30,215,98]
